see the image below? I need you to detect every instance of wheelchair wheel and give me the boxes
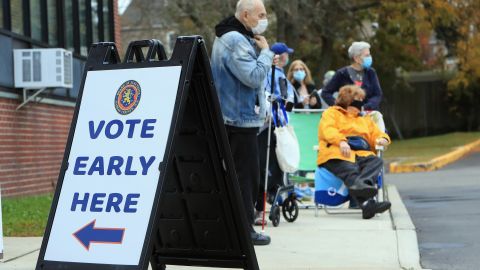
[270,206,281,227]
[282,196,299,222]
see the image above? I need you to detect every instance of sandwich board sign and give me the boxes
[36,37,259,270]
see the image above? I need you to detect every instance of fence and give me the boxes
[381,73,465,139]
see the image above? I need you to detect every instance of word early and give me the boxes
[69,118,159,213]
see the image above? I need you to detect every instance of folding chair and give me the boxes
[288,109,387,215]
[314,147,387,216]
[286,109,324,207]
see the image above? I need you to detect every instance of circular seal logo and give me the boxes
[327,187,337,196]
[115,80,141,115]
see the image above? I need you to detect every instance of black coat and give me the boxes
[292,81,322,109]
[321,66,382,110]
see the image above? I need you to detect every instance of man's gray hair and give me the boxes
[348,41,371,59]
[235,0,261,18]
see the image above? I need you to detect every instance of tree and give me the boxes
[268,0,381,86]
[427,0,480,130]
[122,0,480,131]
[157,0,382,86]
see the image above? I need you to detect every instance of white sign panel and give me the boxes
[44,66,182,265]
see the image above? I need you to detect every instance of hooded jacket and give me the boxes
[317,106,390,166]
[211,16,274,128]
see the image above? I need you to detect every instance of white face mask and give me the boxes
[252,19,268,35]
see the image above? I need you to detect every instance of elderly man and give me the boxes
[211,0,273,245]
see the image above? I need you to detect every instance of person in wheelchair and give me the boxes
[317,84,391,219]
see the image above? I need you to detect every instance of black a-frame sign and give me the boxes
[36,37,259,270]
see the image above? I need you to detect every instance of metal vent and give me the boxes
[22,59,31,82]
[32,51,42,82]
[64,52,72,85]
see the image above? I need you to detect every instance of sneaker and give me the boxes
[294,187,305,200]
[254,211,268,226]
[250,232,271,245]
[300,186,313,197]
[299,186,313,201]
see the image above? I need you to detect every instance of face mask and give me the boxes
[293,70,306,82]
[362,56,373,69]
[350,100,363,111]
[252,19,268,35]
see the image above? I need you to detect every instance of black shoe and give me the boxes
[362,200,392,219]
[375,201,391,214]
[349,183,377,199]
[251,232,271,245]
[361,200,377,219]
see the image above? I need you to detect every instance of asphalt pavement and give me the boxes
[388,149,480,270]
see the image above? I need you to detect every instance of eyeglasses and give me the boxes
[293,68,305,72]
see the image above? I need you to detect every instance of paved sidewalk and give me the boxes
[1,185,426,270]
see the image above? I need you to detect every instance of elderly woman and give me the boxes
[317,85,391,219]
[321,41,385,132]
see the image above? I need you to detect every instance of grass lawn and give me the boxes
[1,132,479,237]
[384,132,480,164]
[1,193,53,236]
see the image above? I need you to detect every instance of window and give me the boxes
[0,1,4,29]
[79,0,87,55]
[30,1,42,41]
[103,2,111,41]
[47,0,57,46]
[10,1,24,35]
[91,0,99,43]
[65,0,74,51]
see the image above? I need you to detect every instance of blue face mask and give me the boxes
[362,56,373,69]
[293,70,306,82]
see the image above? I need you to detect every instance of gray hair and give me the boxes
[348,41,371,59]
[235,0,261,18]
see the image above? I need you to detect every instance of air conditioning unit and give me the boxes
[13,48,73,89]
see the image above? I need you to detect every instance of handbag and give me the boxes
[346,136,371,151]
[273,102,300,173]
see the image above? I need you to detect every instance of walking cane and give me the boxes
[261,64,276,233]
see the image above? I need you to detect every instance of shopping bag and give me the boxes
[314,167,349,206]
[274,124,300,173]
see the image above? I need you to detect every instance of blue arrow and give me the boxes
[73,220,125,250]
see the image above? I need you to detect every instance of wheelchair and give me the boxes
[314,144,386,216]
[287,108,387,216]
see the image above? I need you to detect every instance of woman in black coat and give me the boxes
[287,60,322,109]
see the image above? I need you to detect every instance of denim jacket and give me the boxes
[211,31,274,128]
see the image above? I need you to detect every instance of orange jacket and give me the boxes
[317,106,391,165]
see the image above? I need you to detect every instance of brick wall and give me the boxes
[0,98,74,197]
[113,0,122,54]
